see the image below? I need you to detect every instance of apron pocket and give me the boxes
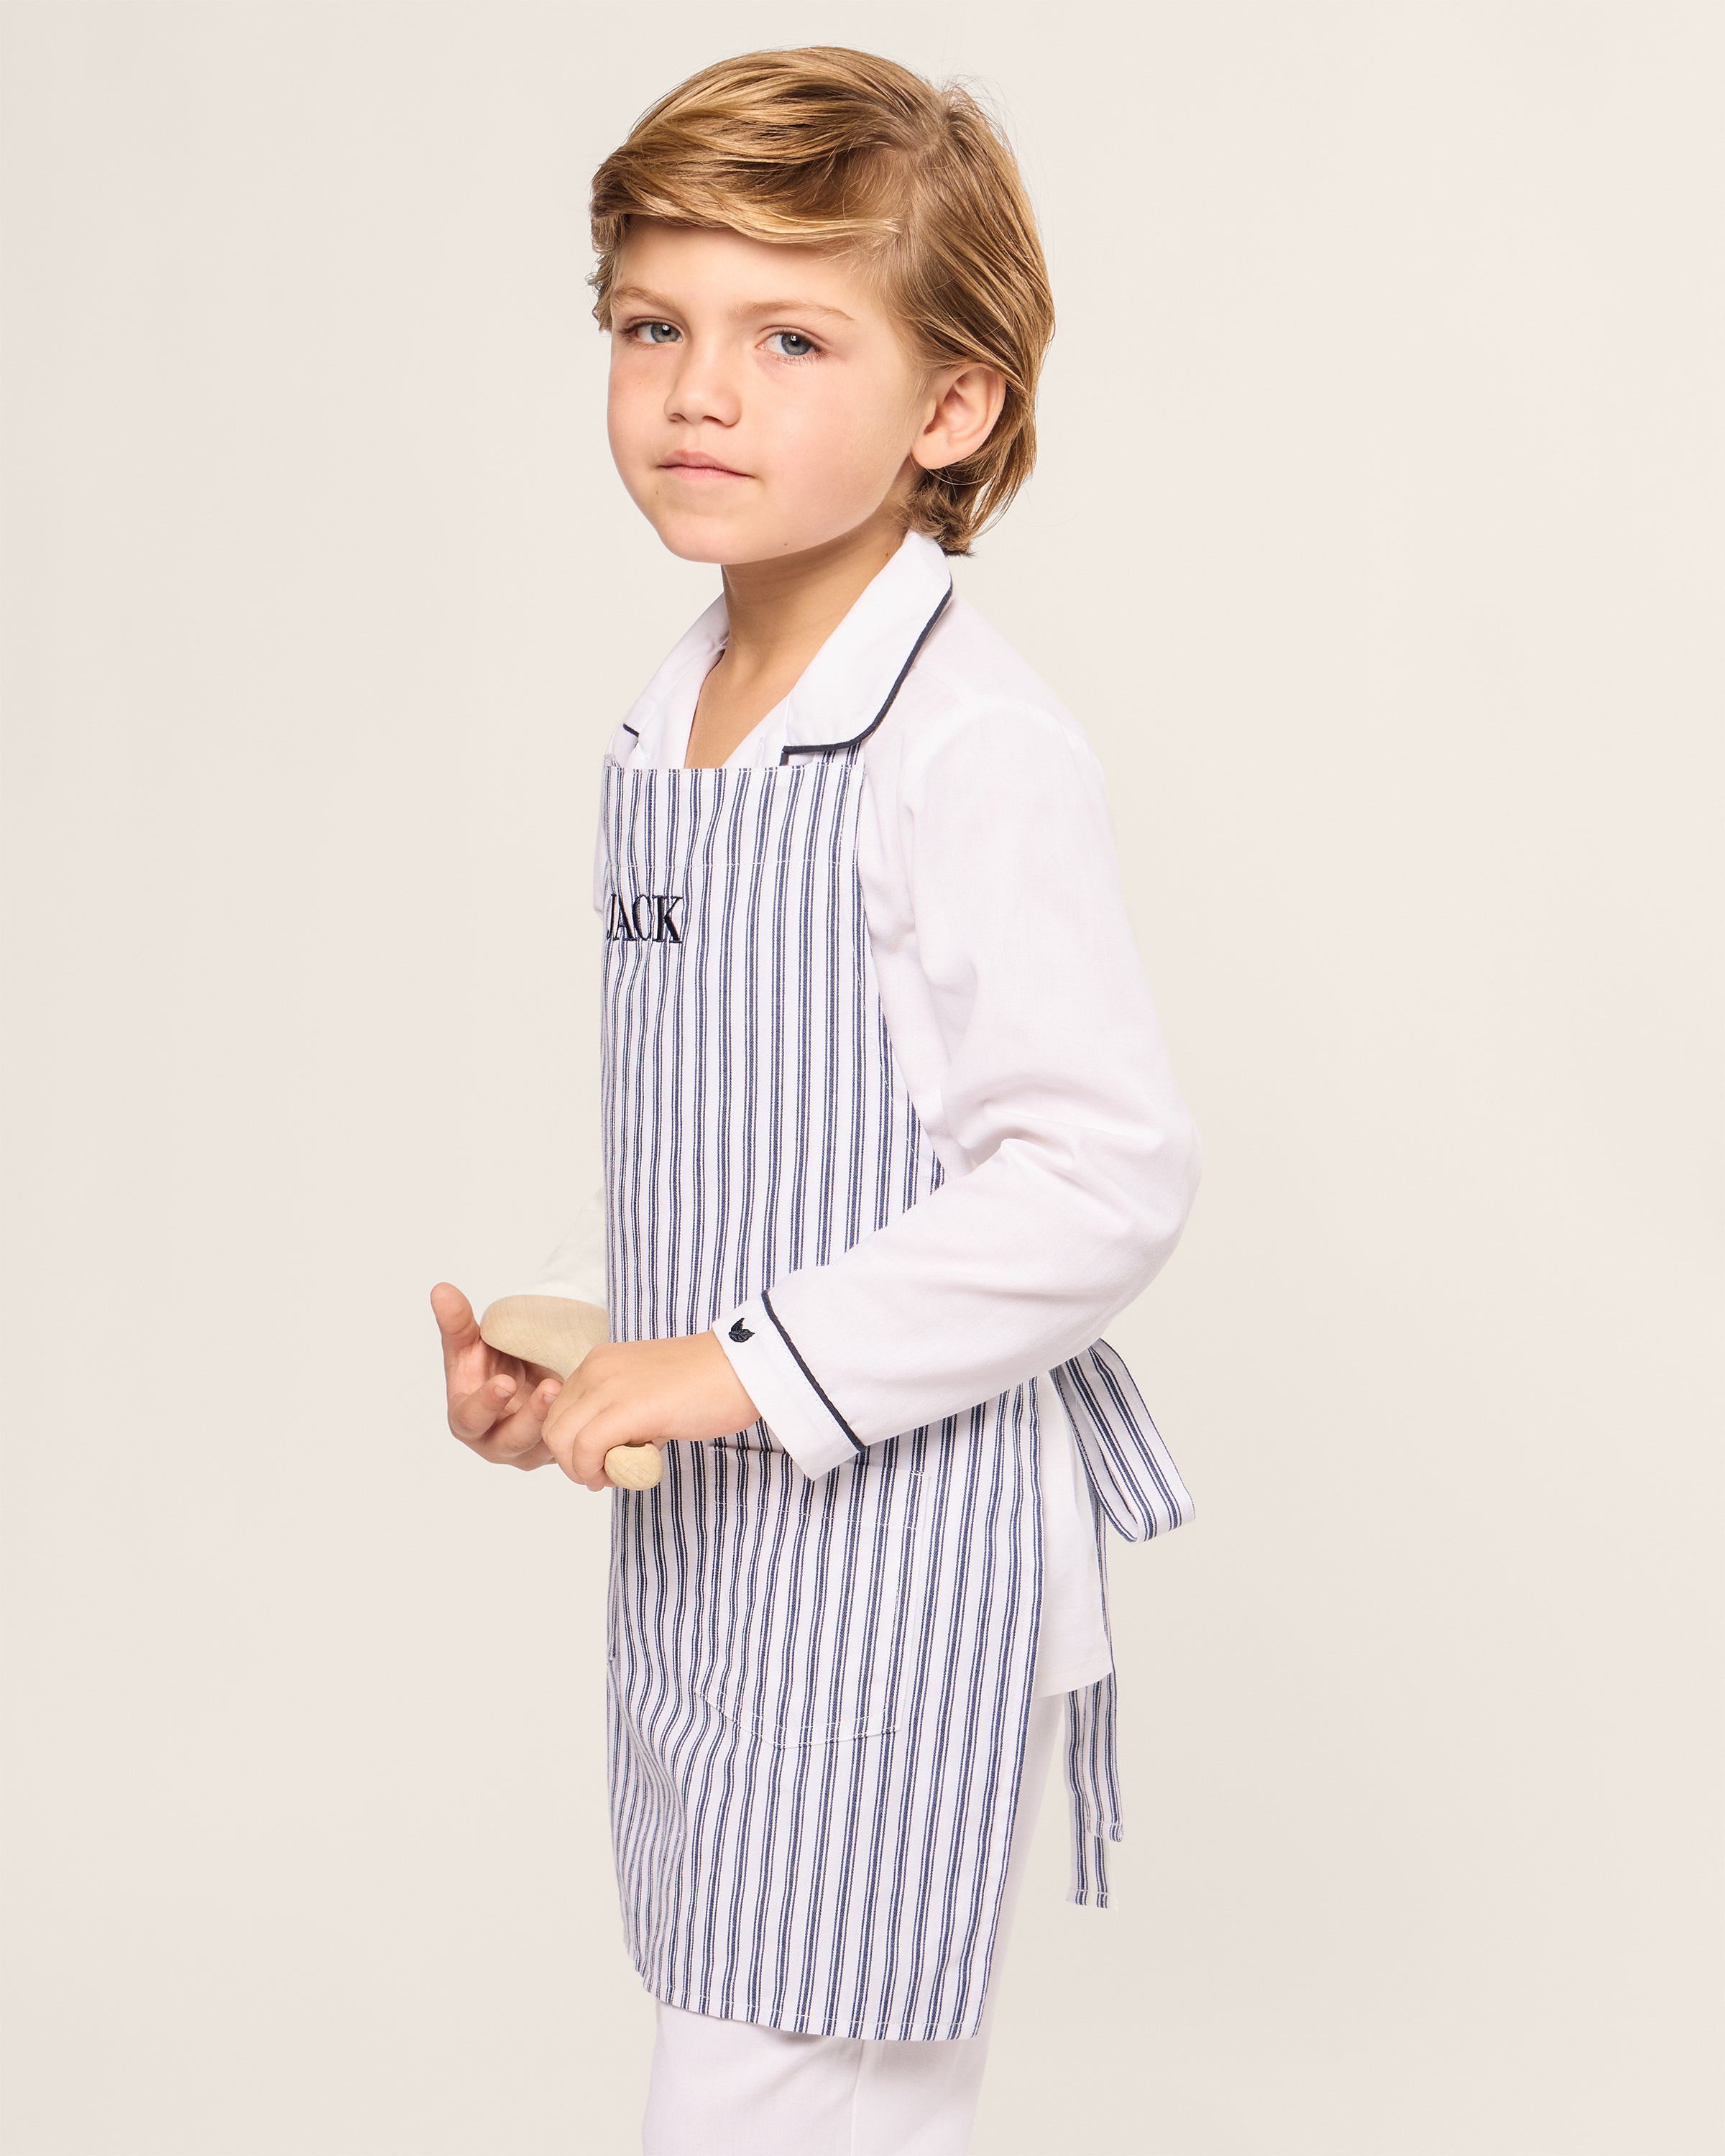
[696,1674,897,1750]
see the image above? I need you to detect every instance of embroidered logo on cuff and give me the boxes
[727,1318,753,1341]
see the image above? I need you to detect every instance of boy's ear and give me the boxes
[913,361,1008,472]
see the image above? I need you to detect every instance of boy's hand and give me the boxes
[541,1332,760,1491]
[431,1281,565,1470]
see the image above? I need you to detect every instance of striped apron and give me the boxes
[597,632,1193,2042]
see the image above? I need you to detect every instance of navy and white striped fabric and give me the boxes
[595,656,1198,2030]
[1047,1341,1194,1903]
[599,742,1044,2042]
[1050,1337,1194,1544]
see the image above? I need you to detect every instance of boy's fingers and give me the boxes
[566,1414,640,1489]
[453,1374,559,1450]
[449,1371,518,1442]
[490,1381,561,1455]
[543,1391,615,1485]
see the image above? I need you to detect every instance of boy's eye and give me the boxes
[628,321,680,346]
[765,330,819,360]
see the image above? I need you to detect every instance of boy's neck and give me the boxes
[719,503,908,681]
[684,501,914,766]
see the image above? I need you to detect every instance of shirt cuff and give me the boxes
[713,1289,864,1480]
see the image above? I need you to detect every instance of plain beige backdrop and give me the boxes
[2,5,1719,2152]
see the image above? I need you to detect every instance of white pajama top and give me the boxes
[515,529,1200,2035]
[513,529,1201,1698]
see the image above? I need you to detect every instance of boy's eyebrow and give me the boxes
[610,282,856,324]
[740,298,857,323]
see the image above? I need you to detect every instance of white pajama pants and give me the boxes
[640,1689,1064,2156]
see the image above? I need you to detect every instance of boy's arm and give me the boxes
[712,697,1202,1479]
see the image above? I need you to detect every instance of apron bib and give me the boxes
[596,655,1194,2039]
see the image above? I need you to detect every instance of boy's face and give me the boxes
[605,220,947,566]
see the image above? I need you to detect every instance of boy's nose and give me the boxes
[664,349,742,428]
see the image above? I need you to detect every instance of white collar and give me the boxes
[613,527,954,763]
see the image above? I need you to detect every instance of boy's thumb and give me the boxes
[429,1281,474,1334]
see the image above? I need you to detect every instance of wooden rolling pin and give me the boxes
[477,1294,664,1491]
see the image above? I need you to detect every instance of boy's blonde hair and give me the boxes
[588,46,1055,556]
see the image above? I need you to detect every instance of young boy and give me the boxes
[430,47,1200,2153]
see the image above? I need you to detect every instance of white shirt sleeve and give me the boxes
[488,809,611,1312]
[712,696,1203,1480]
[508,1174,609,1308]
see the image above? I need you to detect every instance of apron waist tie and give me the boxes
[1046,1335,1197,1907]
[1063,1671,1123,1906]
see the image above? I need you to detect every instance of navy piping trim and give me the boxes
[759,1286,865,1455]
[778,582,955,763]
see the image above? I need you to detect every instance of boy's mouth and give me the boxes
[661,452,751,479]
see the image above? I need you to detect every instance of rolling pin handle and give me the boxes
[604,1444,665,1491]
